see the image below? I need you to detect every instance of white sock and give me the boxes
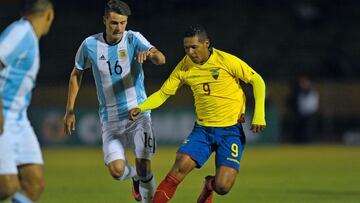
[115,164,136,181]
[139,174,155,203]
[12,192,34,203]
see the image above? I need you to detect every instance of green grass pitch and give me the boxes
[34,145,360,203]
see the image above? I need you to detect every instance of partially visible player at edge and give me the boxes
[129,25,266,203]
[0,0,54,202]
[63,0,165,202]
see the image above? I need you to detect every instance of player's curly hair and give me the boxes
[184,25,210,42]
[105,0,131,16]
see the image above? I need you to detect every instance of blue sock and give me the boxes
[12,192,34,203]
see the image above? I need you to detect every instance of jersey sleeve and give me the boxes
[74,39,91,70]
[132,32,154,52]
[159,60,185,95]
[0,23,31,67]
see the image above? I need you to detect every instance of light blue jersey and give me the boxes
[0,19,39,121]
[75,31,153,122]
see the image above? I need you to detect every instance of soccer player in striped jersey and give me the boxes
[63,1,165,202]
[0,0,54,202]
[129,25,266,203]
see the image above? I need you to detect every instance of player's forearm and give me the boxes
[66,68,83,113]
[148,48,166,65]
[249,72,266,125]
[138,90,170,112]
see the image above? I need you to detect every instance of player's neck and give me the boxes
[24,17,42,38]
[104,32,122,45]
[199,49,212,65]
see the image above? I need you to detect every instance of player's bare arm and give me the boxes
[136,47,165,65]
[64,67,84,135]
[249,72,267,133]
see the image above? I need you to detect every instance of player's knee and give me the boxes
[0,181,19,201]
[214,183,232,195]
[108,164,125,179]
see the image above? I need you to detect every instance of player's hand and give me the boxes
[135,51,151,64]
[250,124,265,133]
[238,114,246,123]
[128,108,141,121]
[64,111,76,135]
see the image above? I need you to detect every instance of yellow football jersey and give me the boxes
[160,48,256,127]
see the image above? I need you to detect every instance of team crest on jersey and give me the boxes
[119,50,127,61]
[210,68,220,80]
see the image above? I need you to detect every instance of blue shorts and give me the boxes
[177,122,246,170]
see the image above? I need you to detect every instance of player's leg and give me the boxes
[0,123,20,201]
[153,123,212,203]
[152,153,197,203]
[102,126,136,181]
[131,115,156,203]
[107,159,136,180]
[197,166,238,203]
[213,166,238,195]
[15,164,45,202]
[11,120,45,202]
[0,175,19,201]
[197,123,245,203]
[134,158,153,202]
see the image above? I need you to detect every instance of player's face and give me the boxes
[184,36,210,64]
[103,12,128,44]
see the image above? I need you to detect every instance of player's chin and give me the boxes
[190,57,200,63]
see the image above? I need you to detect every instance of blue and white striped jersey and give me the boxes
[0,19,39,121]
[75,31,154,122]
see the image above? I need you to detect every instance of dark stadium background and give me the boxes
[1,0,359,145]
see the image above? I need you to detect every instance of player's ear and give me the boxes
[46,7,54,23]
[103,15,107,25]
[204,40,210,48]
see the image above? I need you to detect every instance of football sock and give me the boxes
[152,173,180,203]
[114,164,136,181]
[139,173,155,203]
[207,177,215,191]
[12,192,34,203]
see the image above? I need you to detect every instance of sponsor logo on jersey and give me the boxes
[99,55,106,60]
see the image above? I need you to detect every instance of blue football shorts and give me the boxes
[177,122,246,170]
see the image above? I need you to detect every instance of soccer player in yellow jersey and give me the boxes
[129,25,266,203]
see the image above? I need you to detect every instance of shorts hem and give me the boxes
[216,164,240,171]
[176,151,202,168]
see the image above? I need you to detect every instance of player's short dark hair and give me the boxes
[105,0,131,16]
[183,25,209,42]
[22,0,53,16]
